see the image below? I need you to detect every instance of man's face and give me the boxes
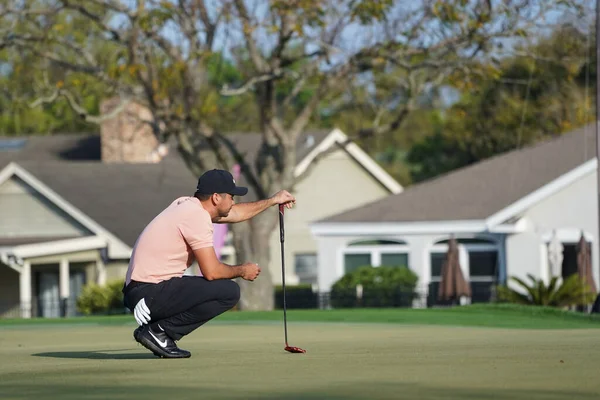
[217,193,235,217]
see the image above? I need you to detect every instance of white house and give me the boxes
[310,125,599,307]
[0,124,401,318]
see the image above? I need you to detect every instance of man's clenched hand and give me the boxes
[241,262,261,281]
[271,190,296,209]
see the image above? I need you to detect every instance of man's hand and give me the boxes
[241,262,261,281]
[271,190,296,209]
[133,298,151,325]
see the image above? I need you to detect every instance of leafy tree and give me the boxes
[407,22,596,182]
[0,0,581,309]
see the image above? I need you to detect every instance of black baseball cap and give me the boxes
[196,169,248,196]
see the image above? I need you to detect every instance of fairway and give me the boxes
[1,318,600,399]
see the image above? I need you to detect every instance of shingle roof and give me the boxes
[18,158,196,247]
[319,124,596,223]
[0,134,100,163]
[0,131,332,247]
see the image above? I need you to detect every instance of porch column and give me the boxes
[59,258,70,317]
[97,257,107,286]
[19,261,31,319]
[407,237,428,308]
[498,235,508,285]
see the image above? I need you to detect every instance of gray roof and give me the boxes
[0,131,331,247]
[18,159,196,247]
[0,134,101,162]
[320,125,596,224]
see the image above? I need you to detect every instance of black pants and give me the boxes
[123,276,240,341]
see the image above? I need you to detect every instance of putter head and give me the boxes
[285,345,306,354]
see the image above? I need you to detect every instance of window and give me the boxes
[469,251,498,277]
[429,238,500,305]
[344,253,371,274]
[381,253,408,268]
[561,244,578,279]
[430,253,445,278]
[343,239,409,274]
[348,239,405,246]
[294,253,317,284]
[468,250,498,303]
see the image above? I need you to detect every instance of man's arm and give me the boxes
[215,190,296,224]
[193,247,260,281]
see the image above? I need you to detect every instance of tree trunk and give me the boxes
[231,209,278,310]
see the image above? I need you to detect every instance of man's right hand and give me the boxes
[241,262,261,281]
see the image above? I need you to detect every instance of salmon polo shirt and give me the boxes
[126,196,214,285]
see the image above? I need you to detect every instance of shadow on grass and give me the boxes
[0,382,598,400]
[32,349,156,360]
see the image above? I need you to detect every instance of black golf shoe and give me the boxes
[135,325,191,359]
[133,325,142,342]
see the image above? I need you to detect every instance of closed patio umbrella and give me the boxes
[547,231,563,283]
[577,233,597,298]
[438,237,472,303]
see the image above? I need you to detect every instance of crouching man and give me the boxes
[123,169,295,358]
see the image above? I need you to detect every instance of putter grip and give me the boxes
[279,205,284,243]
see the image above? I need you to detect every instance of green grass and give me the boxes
[2,304,600,329]
[2,321,600,399]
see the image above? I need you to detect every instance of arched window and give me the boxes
[343,239,409,274]
[434,238,495,245]
[348,239,407,246]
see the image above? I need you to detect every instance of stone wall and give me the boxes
[100,99,167,163]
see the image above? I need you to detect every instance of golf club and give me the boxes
[279,204,306,354]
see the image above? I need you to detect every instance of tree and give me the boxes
[0,0,582,309]
[407,22,596,182]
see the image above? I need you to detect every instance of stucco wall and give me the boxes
[0,177,89,238]
[509,170,599,289]
[267,148,392,285]
[316,233,460,293]
[106,260,130,282]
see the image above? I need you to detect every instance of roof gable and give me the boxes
[317,124,596,225]
[0,175,90,241]
[0,128,401,249]
[0,162,133,258]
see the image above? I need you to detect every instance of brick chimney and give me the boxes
[99,98,168,163]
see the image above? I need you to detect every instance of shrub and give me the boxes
[76,283,110,315]
[496,274,597,308]
[76,279,126,315]
[274,284,317,309]
[105,279,126,312]
[331,265,419,308]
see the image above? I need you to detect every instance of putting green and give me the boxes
[1,321,599,399]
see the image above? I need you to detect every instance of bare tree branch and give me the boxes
[61,0,123,41]
[220,69,293,96]
[30,88,131,124]
[233,0,268,72]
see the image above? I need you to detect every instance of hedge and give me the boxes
[331,265,419,308]
[274,284,318,309]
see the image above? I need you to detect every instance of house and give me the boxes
[0,112,401,318]
[310,125,599,307]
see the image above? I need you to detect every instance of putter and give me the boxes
[279,204,306,354]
